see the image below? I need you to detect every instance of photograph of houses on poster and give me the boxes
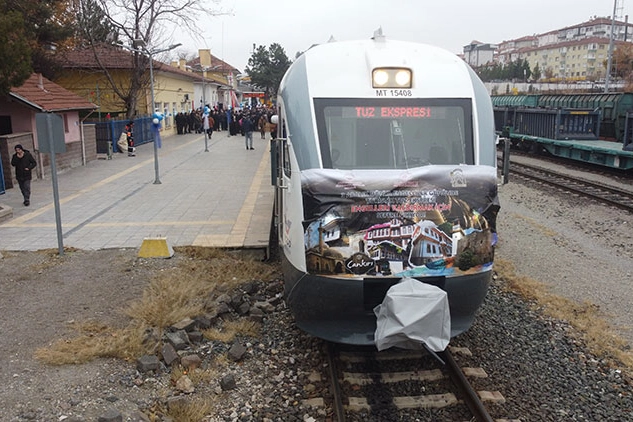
[301,167,497,278]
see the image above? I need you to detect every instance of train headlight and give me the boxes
[373,70,390,86]
[395,70,411,86]
[372,68,412,88]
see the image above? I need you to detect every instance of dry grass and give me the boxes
[124,268,209,329]
[163,398,216,422]
[35,247,278,365]
[165,354,230,420]
[202,319,261,343]
[171,365,220,386]
[34,321,150,364]
[495,258,633,371]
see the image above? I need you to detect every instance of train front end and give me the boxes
[271,35,500,345]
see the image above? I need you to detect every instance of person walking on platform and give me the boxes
[258,114,267,139]
[11,144,37,206]
[125,121,136,156]
[203,111,215,139]
[241,113,255,150]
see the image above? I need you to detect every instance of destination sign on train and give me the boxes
[339,106,448,119]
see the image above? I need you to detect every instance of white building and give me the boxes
[467,16,633,82]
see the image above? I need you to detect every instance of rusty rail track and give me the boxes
[509,161,633,213]
[324,343,505,421]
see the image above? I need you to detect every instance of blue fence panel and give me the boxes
[94,117,155,154]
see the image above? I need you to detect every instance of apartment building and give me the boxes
[521,37,612,81]
[472,16,633,81]
[463,41,498,67]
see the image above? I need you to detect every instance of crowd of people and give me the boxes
[173,104,277,146]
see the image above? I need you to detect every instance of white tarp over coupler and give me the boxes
[373,277,451,352]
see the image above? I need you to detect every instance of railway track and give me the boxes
[324,342,513,422]
[508,161,633,213]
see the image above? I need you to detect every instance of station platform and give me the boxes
[0,130,274,255]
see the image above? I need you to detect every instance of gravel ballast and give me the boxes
[1,157,633,421]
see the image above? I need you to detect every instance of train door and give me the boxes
[270,112,291,250]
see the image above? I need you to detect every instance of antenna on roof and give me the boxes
[372,27,385,42]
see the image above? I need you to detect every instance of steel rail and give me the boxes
[438,349,494,422]
[326,342,346,422]
[510,162,633,213]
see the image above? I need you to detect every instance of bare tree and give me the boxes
[79,0,227,118]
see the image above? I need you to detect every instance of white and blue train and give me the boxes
[270,31,500,345]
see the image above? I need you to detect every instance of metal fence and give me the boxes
[94,117,155,155]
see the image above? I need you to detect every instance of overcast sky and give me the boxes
[169,0,629,72]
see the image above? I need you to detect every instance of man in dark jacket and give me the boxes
[241,113,255,150]
[10,144,37,206]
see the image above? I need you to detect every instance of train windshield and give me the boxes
[314,98,474,169]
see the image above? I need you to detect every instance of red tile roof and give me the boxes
[10,73,97,112]
[61,45,214,83]
[61,45,138,69]
[187,55,240,74]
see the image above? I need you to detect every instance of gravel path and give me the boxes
[497,157,633,346]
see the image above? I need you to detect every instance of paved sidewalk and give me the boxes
[0,129,274,254]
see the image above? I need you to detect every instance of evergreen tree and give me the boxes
[0,7,32,95]
[532,63,542,81]
[74,0,118,47]
[246,43,292,101]
[4,0,74,79]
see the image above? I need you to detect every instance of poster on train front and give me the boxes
[300,166,499,278]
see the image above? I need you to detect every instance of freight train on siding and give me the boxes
[491,93,633,170]
[492,92,633,143]
[269,31,501,345]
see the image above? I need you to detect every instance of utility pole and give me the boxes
[605,0,618,93]
[129,40,181,184]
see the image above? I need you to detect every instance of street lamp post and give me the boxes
[202,73,209,152]
[193,64,214,152]
[132,39,181,184]
[147,49,161,184]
